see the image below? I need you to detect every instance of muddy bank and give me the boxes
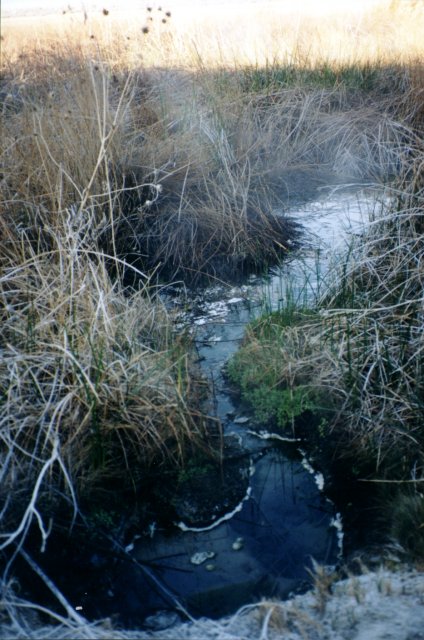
[116,566,424,640]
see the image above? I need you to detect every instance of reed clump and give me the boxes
[0,40,221,557]
[0,204,213,550]
[1,43,302,285]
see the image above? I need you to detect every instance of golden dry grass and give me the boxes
[2,0,424,70]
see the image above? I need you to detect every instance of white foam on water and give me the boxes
[176,486,253,533]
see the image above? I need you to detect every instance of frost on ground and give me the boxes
[1,567,423,640]
[136,568,424,640]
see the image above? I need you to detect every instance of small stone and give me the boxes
[234,416,249,424]
[205,563,216,571]
[232,537,244,551]
[190,551,216,565]
[143,611,181,631]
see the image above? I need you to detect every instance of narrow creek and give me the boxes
[111,186,375,629]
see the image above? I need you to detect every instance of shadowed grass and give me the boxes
[0,205,215,555]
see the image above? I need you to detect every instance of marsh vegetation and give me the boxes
[1,1,423,637]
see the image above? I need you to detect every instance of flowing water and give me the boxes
[115,186,376,627]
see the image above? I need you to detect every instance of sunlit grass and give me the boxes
[2,1,423,70]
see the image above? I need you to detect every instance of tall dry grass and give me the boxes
[3,1,423,70]
[0,203,213,551]
[0,23,222,559]
[1,43,302,283]
[2,22,418,281]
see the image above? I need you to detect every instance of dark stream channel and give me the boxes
[17,189,374,631]
[123,289,341,625]
[104,189,372,628]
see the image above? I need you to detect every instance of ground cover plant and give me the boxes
[1,0,423,637]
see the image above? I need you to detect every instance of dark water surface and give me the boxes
[115,190,373,625]
[129,448,339,620]
[20,189,369,629]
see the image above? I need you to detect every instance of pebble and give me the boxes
[232,537,244,551]
[190,551,216,565]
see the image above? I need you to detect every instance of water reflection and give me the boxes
[128,189,374,623]
[133,449,338,618]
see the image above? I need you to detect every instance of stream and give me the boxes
[108,186,375,629]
